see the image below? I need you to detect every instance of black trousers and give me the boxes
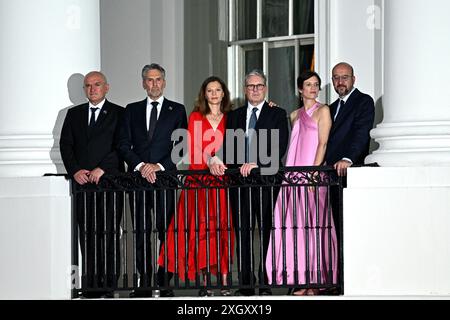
[76,191,123,289]
[129,190,175,288]
[230,183,280,289]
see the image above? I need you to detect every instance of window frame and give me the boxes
[227,0,330,106]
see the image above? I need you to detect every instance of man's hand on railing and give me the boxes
[88,167,105,185]
[208,156,227,176]
[140,163,160,184]
[240,163,258,177]
[74,169,90,185]
[334,160,352,177]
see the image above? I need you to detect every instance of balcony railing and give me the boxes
[70,166,343,297]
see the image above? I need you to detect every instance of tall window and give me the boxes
[228,0,315,112]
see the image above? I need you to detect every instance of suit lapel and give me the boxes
[135,99,148,137]
[81,103,92,140]
[151,98,172,140]
[332,89,360,128]
[94,100,110,128]
[255,102,269,130]
[330,99,339,121]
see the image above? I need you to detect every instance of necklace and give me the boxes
[208,111,223,122]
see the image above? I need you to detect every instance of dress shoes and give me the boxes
[198,289,214,297]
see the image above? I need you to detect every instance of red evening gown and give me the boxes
[158,111,234,281]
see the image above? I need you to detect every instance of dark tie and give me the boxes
[246,107,258,162]
[334,99,345,121]
[89,107,98,127]
[148,101,159,141]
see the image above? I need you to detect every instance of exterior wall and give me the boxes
[345,167,450,295]
[100,0,227,115]
[100,0,185,108]
[0,177,72,300]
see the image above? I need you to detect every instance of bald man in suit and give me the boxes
[326,62,375,250]
[60,71,124,298]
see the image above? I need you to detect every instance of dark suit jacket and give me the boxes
[118,97,188,171]
[60,100,124,177]
[225,101,289,169]
[326,88,375,166]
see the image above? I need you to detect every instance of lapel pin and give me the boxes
[169,106,173,111]
[103,110,108,114]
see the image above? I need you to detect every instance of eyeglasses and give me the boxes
[332,75,352,82]
[246,84,266,91]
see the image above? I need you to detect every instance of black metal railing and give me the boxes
[70,166,344,297]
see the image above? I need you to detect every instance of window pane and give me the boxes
[269,46,297,113]
[236,0,257,40]
[299,44,315,73]
[262,0,289,38]
[294,0,314,34]
[245,47,263,75]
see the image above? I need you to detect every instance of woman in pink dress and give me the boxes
[265,71,338,295]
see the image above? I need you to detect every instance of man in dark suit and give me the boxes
[118,63,187,297]
[211,70,288,296]
[60,71,124,298]
[326,62,375,249]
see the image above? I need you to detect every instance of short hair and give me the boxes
[244,69,267,86]
[84,71,108,84]
[141,63,166,80]
[193,76,233,116]
[297,70,322,89]
[332,62,354,76]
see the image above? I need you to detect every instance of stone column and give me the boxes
[0,0,101,177]
[366,0,450,166]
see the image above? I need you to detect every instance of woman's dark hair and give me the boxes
[193,76,232,115]
[297,70,322,107]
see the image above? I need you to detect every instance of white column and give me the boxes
[366,0,450,166]
[0,0,101,177]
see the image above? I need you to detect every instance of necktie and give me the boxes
[246,107,258,162]
[89,107,98,127]
[334,99,345,121]
[148,101,159,141]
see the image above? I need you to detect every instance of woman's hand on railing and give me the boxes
[240,163,258,177]
[208,156,227,176]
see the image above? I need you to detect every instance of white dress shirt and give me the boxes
[135,96,166,172]
[88,99,106,125]
[245,101,264,134]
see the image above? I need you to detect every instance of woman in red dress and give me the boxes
[158,76,234,296]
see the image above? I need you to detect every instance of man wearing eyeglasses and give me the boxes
[326,62,375,176]
[224,69,289,296]
[326,62,375,262]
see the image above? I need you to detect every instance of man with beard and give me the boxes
[325,62,375,280]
